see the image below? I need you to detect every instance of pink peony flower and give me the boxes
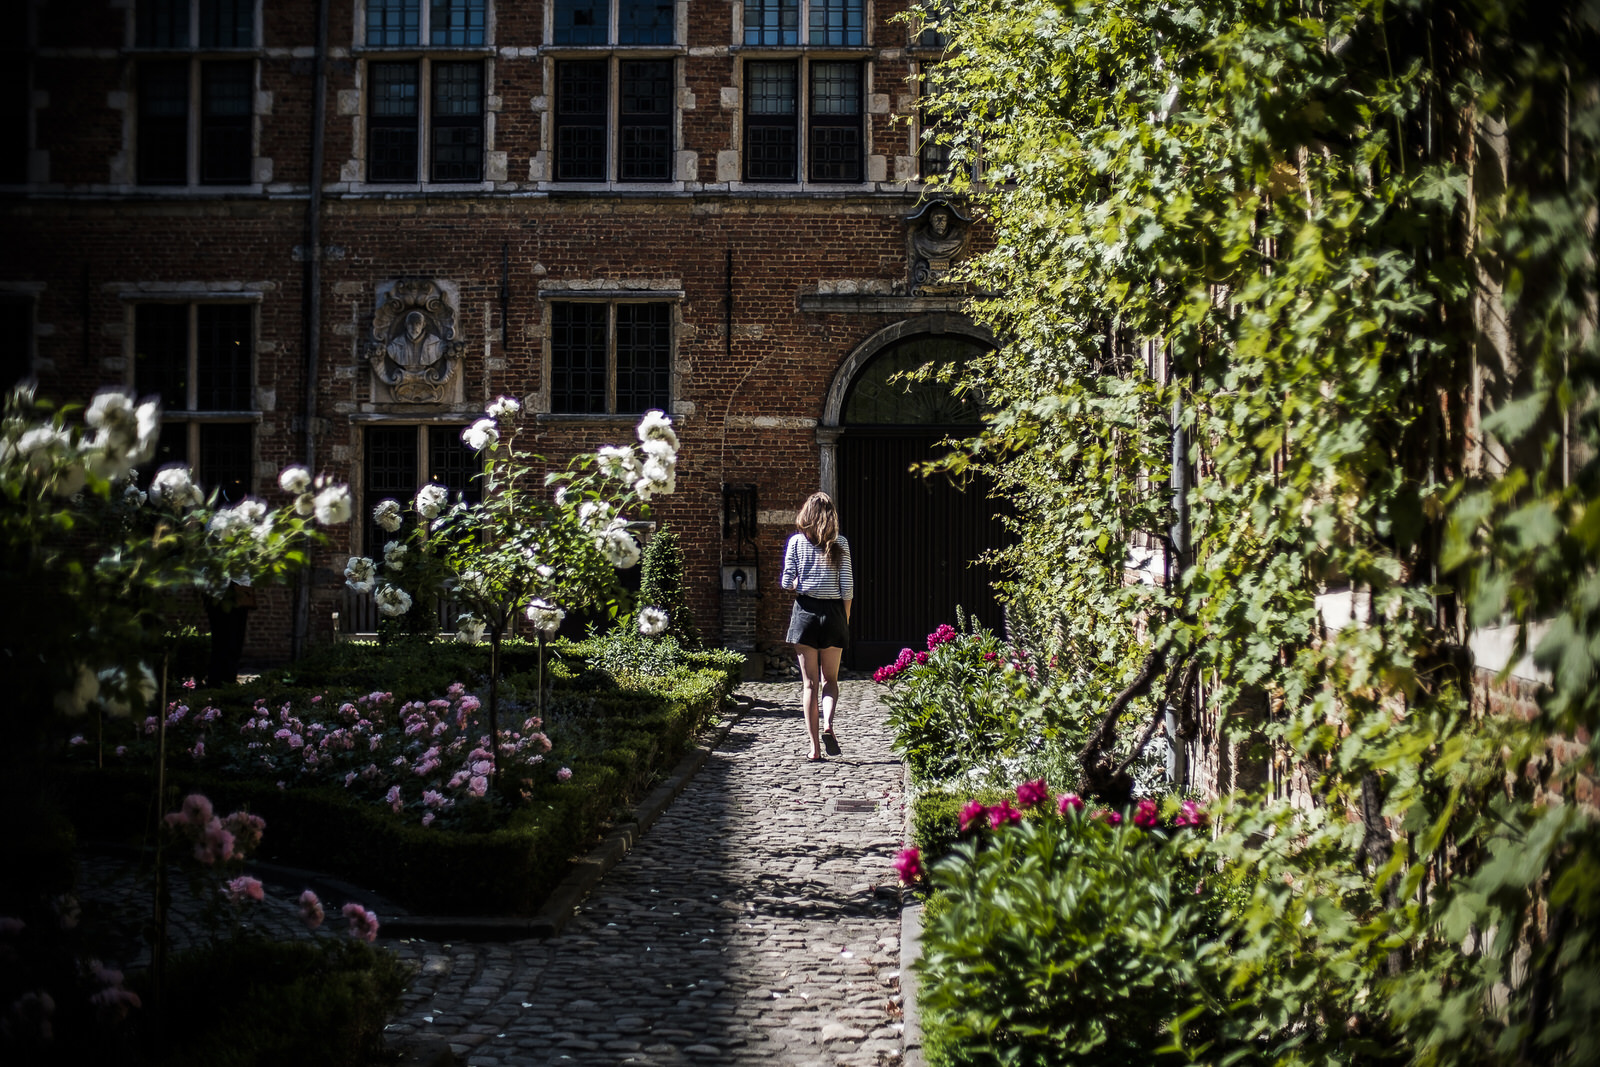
[386,785,403,812]
[298,890,324,930]
[1173,800,1207,828]
[1057,792,1084,816]
[1133,799,1160,829]
[421,812,436,827]
[987,800,1023,829]
[893,847,923,883]
[1016,778,1050,808]
[180,793,214,826]
[1101,809,1123,826]
[469,775,489,797]
[341,902,380,942]
[958,800,987,833]
[927,623,957,649]
[225,876,264,904]
[556,766,573,782]
[914,651,929,664]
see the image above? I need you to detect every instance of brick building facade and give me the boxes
[2,0,1007,669]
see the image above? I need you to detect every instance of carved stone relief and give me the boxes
[906,200,972,294]
[366,279,466,404]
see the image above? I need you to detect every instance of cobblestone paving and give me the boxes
[382,678,909,1066]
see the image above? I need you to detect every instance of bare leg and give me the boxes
[795,643,824,759]
[818,645,843,734]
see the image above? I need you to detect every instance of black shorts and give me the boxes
[786,595,850,649]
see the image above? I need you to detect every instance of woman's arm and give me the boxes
[780,534,799,591]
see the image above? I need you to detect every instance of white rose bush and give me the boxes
[347,396,681,796]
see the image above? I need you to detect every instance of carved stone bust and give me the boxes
[907,200,972,293]
[366,280,466,404]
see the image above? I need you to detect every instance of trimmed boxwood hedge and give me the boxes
[69,657,740,916]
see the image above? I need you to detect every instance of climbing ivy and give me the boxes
[917,0,1598,1061]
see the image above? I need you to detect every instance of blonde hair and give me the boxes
[796,491,843,568]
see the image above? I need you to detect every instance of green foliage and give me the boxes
[638,524,701,647]
[919,809,1227,1067]
[917,0,1599,1062]
[150,938,409,1067]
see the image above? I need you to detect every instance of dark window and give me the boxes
[431,61,483,182]
[744,0,798,45]
[364,425,421,553]
[553,0,607,45]
[428,425,482,505]
[615,303,671,414]
[550,303,609,414]
[744,60,797,182]
[0,294,34,387]
[430,0,486,46]
[912,1,951,49]
[619,59,672,182]
[138,0,191,47]
[200,0,255,47]
[198,422,252,503]
[134,304,190,409]
[195,304,253,410]
[367,0,421,46]
[808,61,861,182]
[555,60,607,182]
[135,301,255,501]
[809,0,863,45]
[137,62,190,185]
[618,0,674,45]
[369,61,420,182]
[200,61,252,184]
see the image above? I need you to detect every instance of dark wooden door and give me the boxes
[836,427,1009,670]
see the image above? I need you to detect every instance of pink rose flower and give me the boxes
[226,876,264,904]
[298,890,324,930]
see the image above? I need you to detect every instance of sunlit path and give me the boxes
[384,678,907,1066]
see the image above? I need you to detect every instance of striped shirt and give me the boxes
[781,532,854,600]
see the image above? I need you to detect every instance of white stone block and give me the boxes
[716,150,740,182]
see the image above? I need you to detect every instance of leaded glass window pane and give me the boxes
[369,62,419,181]
[809,61,861,182]
[619,59,672,182]
[200,61,252,184]
[367,0,421,46]
[430,0,486,46]
[137,61,189,185]
[195,303,252,410]
[198,422,252,504]
[744,60,796,182]
[808,0,864,46]
[555,60,607,182]
[138,0,190,48]
[134,304,189,410]
[554,0,607,45]
[428,425,481,505]
[744,0,798,46]
[363,426,419,554]
[619,0,674,45]
[431,61,483,182]
[550,303,609,414]
[615,304,670,414]
[200,0,255,47]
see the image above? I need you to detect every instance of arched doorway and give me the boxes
[827,327,1010,670]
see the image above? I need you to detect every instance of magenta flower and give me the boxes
[893,847,923,883]
[298,890,324,930]
[1133,799,1160,829]
[926,623,957,649]
[341,902,380,942]
[1016,778,1050,808]
[958,800,987,833]
[914,651,929,665]
[1174,800,1207,828]
[1101,809,1123,826]
[1057,792,1084,816]
[988,800,1023,829]
[225,876,264,904]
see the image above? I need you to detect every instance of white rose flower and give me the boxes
[17,426,69,477]
[638,606,669,636]
[373,498,403,532]
[486,395,521,419]
[456,614,487,645]
[383,540,408,571]
[294,492,316,517]
[636,409,680,450]
[313,484,352,525]
[279,465,312,494]
[85,390,149,478]
[53,663,100,718]
[374,584,413,617]
[122,484,147,507]
[462,418,499,452]
[596,520,641,569]
[150,466,203,511]
[595,445,640,481]
[635,456,676,498]
[96,664,157,718]
[344,556,377,593]
[577,500,614,531]
[525,598,565,635]
[640,438,676,464]
[85,390,135,437]
[132,400,162,466]
[416,483,449,520]
[235,499,267,524]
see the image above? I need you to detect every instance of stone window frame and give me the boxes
[121,291,263,503]
[351,0,499,190]
[536,290,682,418]
[538,1,689,189]
[126,1,265,190]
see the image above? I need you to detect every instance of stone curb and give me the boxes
[900,760,926,1067]
[381,695,748,943]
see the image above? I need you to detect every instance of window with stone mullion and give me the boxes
[808,60,861,183]
[368,61,420,182]
[744,0,799,46]
[550,303,610,414]
[368,0,422,46]
[431,60,483,182]
[808,0,864,46]
[430,0,486,46]
[555,60,608,182]
[743,59,798,182]
[615,304,671,414]
[200,60,253,184]
[619,59,672,182]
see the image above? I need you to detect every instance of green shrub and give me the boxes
[638,524,701,647]
[918,801,1226,1067]
[149,938,409,1067]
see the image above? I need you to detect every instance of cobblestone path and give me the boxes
[383,678,909,1066]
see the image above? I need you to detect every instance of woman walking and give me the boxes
[780,491,854,761]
